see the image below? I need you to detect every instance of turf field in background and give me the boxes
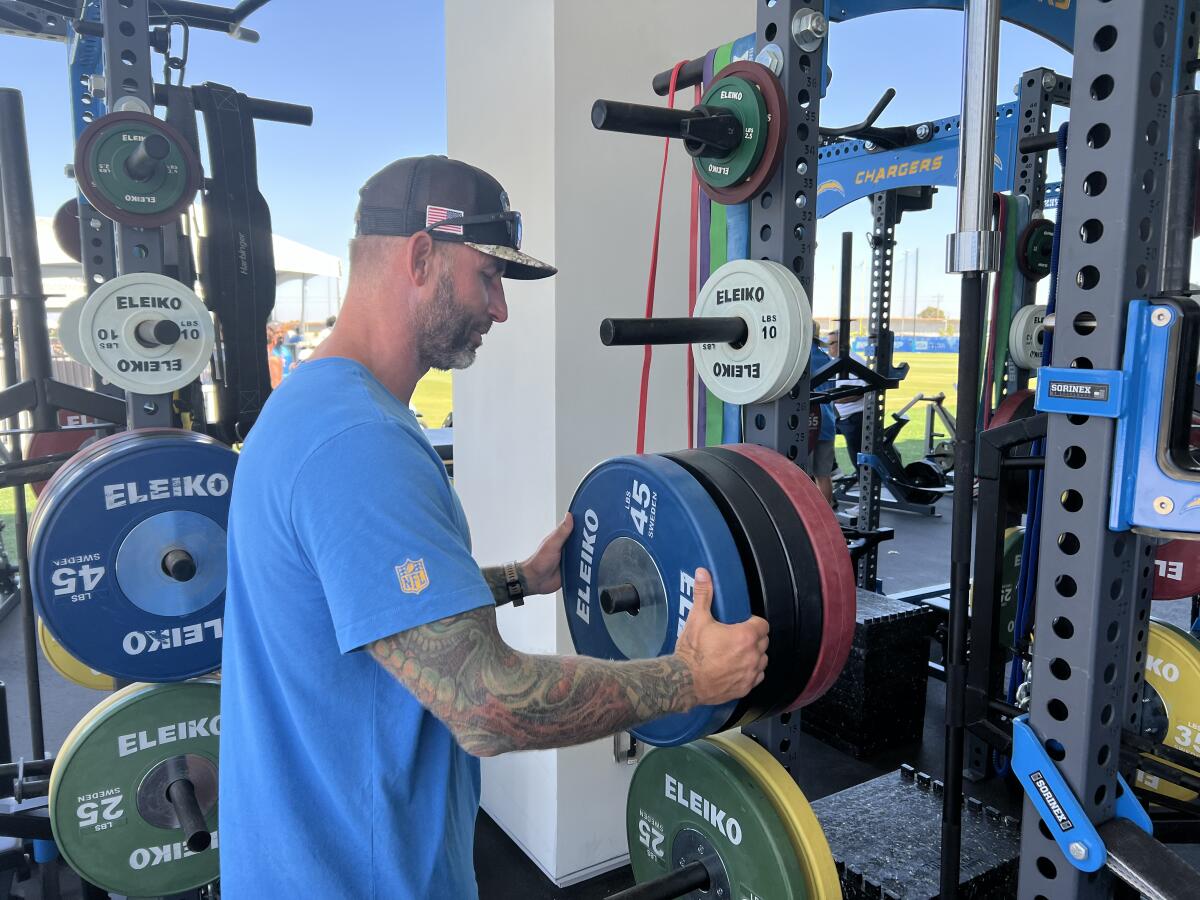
[0,356,959,539]
[411,370,453,429]
[404,355,965,472]
[834,352,961,473]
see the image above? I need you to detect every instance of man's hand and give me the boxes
[519,513,574,596]
[673,568,769,707]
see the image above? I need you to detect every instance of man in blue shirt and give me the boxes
[219,156,770,898]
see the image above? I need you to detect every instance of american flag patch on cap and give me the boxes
[425,205,464,235]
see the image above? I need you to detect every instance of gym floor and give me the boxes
[2,500,1195,898]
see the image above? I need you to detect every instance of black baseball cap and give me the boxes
[354,155,556,280]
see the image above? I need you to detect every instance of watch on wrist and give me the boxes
[503,561,525,607]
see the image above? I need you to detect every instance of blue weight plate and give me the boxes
[31,429,236,681]
[561,454,751,746]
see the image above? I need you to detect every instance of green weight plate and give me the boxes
[75,112,202,228]
[695,76,768,190]
[1000,526,1023,655]
[50,680,220,897]
[627,740,811,899]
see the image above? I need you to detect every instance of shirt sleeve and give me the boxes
[290,420,492,653]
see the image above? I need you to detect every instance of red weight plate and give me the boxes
[1154,539,1200,600]
[726,443,855,708]
[989,389,1036,429]
[26,411,107,496]
[699,62,787,206]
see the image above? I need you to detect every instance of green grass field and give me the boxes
[860,351,961,471]
[411,370,453,428]
[405,355,964,472]
[0,355,960,544]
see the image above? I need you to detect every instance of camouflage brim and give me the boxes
[464,242,557,280]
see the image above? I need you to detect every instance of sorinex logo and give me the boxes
[1029,771,1074,831]
[1048,381,1109,402]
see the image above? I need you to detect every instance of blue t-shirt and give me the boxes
[219,357,491,899]
[810,345,836,441]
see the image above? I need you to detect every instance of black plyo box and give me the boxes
[812,767,1019,899]
[800,589,935,758]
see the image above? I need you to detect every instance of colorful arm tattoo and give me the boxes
[369,606,696,756]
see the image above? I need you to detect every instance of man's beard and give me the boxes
[415,270,491,371]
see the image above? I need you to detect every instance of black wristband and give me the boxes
[503,561,525,607]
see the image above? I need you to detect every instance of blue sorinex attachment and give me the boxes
[1011,715,1151,873]
[1035,299,1200,536]
[561,455,751,746]
[31,429,237,682]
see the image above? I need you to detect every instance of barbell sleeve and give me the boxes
[605,861,710,900]
[600,317,748,347]
[591,101,740,155]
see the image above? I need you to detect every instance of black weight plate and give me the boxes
[663,449,796,729]
[988,389,1037,516]
[52,199,82,263]
[901,459,946,506]
[706,446,823,717]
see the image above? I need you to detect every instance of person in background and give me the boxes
[827,325,866,474]
[318,315,337,343]
[809,322,836,504]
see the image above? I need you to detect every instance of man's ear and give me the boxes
[406,231,438,288]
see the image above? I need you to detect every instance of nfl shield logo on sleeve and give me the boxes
[396,559,430,595]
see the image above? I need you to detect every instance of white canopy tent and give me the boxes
[34,216,343,327]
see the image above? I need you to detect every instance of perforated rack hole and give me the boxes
[1064,446,1087,469]
[1046,738,1066,761]
[1047,699,1069,722]
[1080,220,1103,243]
[1090,75,1115,101]
[1094,25,1118,52]
[1056,575,1078,597]
[1058,532,1081,555]
[1084,171,1108,196]
[1060,490,1083,512]
[1050,658,1072,680]
[1052,616,1075,639]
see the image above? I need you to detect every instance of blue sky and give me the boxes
[0,0,446,268]
[1,4,1071,319]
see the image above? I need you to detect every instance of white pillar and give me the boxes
[446,0,751,885]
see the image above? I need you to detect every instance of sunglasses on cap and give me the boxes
[421,209,523,251]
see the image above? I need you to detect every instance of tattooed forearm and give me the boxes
[369,606,697,756]
[481,564,529,607]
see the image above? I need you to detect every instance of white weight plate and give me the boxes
[694,260,807,405]
[761,260,812,396]
[78,273,215,395]
[1009,304,1047,370]
[58,297,88,365]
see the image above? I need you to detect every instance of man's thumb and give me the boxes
[689,568,714,621]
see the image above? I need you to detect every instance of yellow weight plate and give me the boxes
[39,619,116,691]
[706,732,841,899]
[1136,620,1200,803]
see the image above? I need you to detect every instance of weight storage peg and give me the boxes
[600,260,812,407]
[49,680,220,897]
[75,272,216,395]
[592,61,787,204]
[73,111,202,228]
[1008,304,1048,370]
[616,733,839,900]
[31,429,237,682]
[561,444,854,745]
